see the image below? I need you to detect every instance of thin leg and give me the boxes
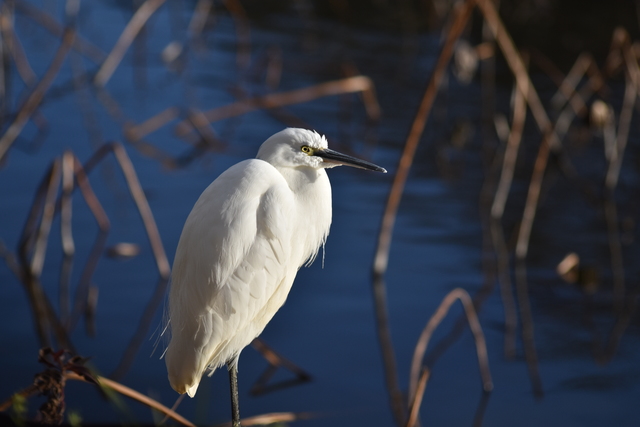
[227,362,241,427]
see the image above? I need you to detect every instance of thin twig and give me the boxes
[405,368,429,427]
[110,277,169,380]
[491,79,527,219]
[17,160,61,347]
[223,0,251,70]
[409,288,493,402]
[94,0,167,86]
[0,6,37,86]
[14,0,106,64]
[173,76,381,137]
[82,143,170,279]
[249,338,312,395]
[490,219,518,360]
[372,0,475,276]
[65,372,196,427]
[0,29,75,163]
[606,40,638,191]
[213,411,315,427]
[514,260,544,398]
[59,152,75,324]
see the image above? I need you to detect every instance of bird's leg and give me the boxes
[227,361,241,427]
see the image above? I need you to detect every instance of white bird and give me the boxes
[165,128,385,425]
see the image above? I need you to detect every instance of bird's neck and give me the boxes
[278,166,332,265]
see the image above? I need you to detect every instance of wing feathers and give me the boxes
[165,160,296,395]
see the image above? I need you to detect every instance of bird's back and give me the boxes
[165,158,331,397]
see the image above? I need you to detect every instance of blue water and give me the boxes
[1,1,639,426]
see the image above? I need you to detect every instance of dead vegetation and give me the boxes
[0,0,638,425]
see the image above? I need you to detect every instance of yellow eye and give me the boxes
[301,145,313,155]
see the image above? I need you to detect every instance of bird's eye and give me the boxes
[301,145,313,155]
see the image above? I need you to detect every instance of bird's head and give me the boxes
[257,128,386,173]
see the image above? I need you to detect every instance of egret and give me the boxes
[165,128,386,425]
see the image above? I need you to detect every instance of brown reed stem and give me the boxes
[173,76,381,137]
[83,142,170,279]
[59,151,75,324]
[18,161,61,347]
[372,0,475,277]
[372,274,406,427]
[188,0,214,37]
[213,411,315,427]
[491,78,527,219]
[0,28,75,163]
[14,0,106,63]
[110,277,169,380]
[223,0,251,70]
[0,6,37,86]
[514,260,544,397]
[65,372,196,427]
[94,0,166,87]
[405,368,429,427]
[606,41,637,192]
[249,338,312,395]
[409,288,493,402]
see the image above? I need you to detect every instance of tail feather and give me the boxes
[165,335,208,397]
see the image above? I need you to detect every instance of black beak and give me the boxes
[315,148,387,173]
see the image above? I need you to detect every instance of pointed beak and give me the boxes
[315,148,387,173]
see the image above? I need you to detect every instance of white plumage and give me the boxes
[165,128,385,399]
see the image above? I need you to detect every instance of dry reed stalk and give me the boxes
[490,220,517,360]
[29,164,61,280]
[110,277,169,380]
[368,4,476,425]
[514,260,544,397]
[249,338,312,395]
[95,85,128,123]
[0,239,23,281]
[550,53,595,111]
[491,81,527,219]
[65,154,110,332]
[71,155,111,230]
[405,368,429,427]
[476,0,562,262]
[605,42,637,311]
[188,0,214,37]
[603,28,629,76]
[65,372,196,427]
[14,0,106,64]
[83,143,170,279]
[94,0,166,87]
[371,274,405,427]
[17,161,61,347]
[408,288,493,403]
[529,49,566,89]
[489,76,527,361]
[59,152,76,324]
[223,0,251,70]
[372,0,475,277]
[67,230,108,332]
[214,411,314,427]
[185,108,225,150]
[173,76,381,137]
[0,6,37,86]
[111,144,170,278]
[125,106,181,141]
[606,39,638,192]
[0,29,75,163]
[476,0,557,148]
[595,288,639,364]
